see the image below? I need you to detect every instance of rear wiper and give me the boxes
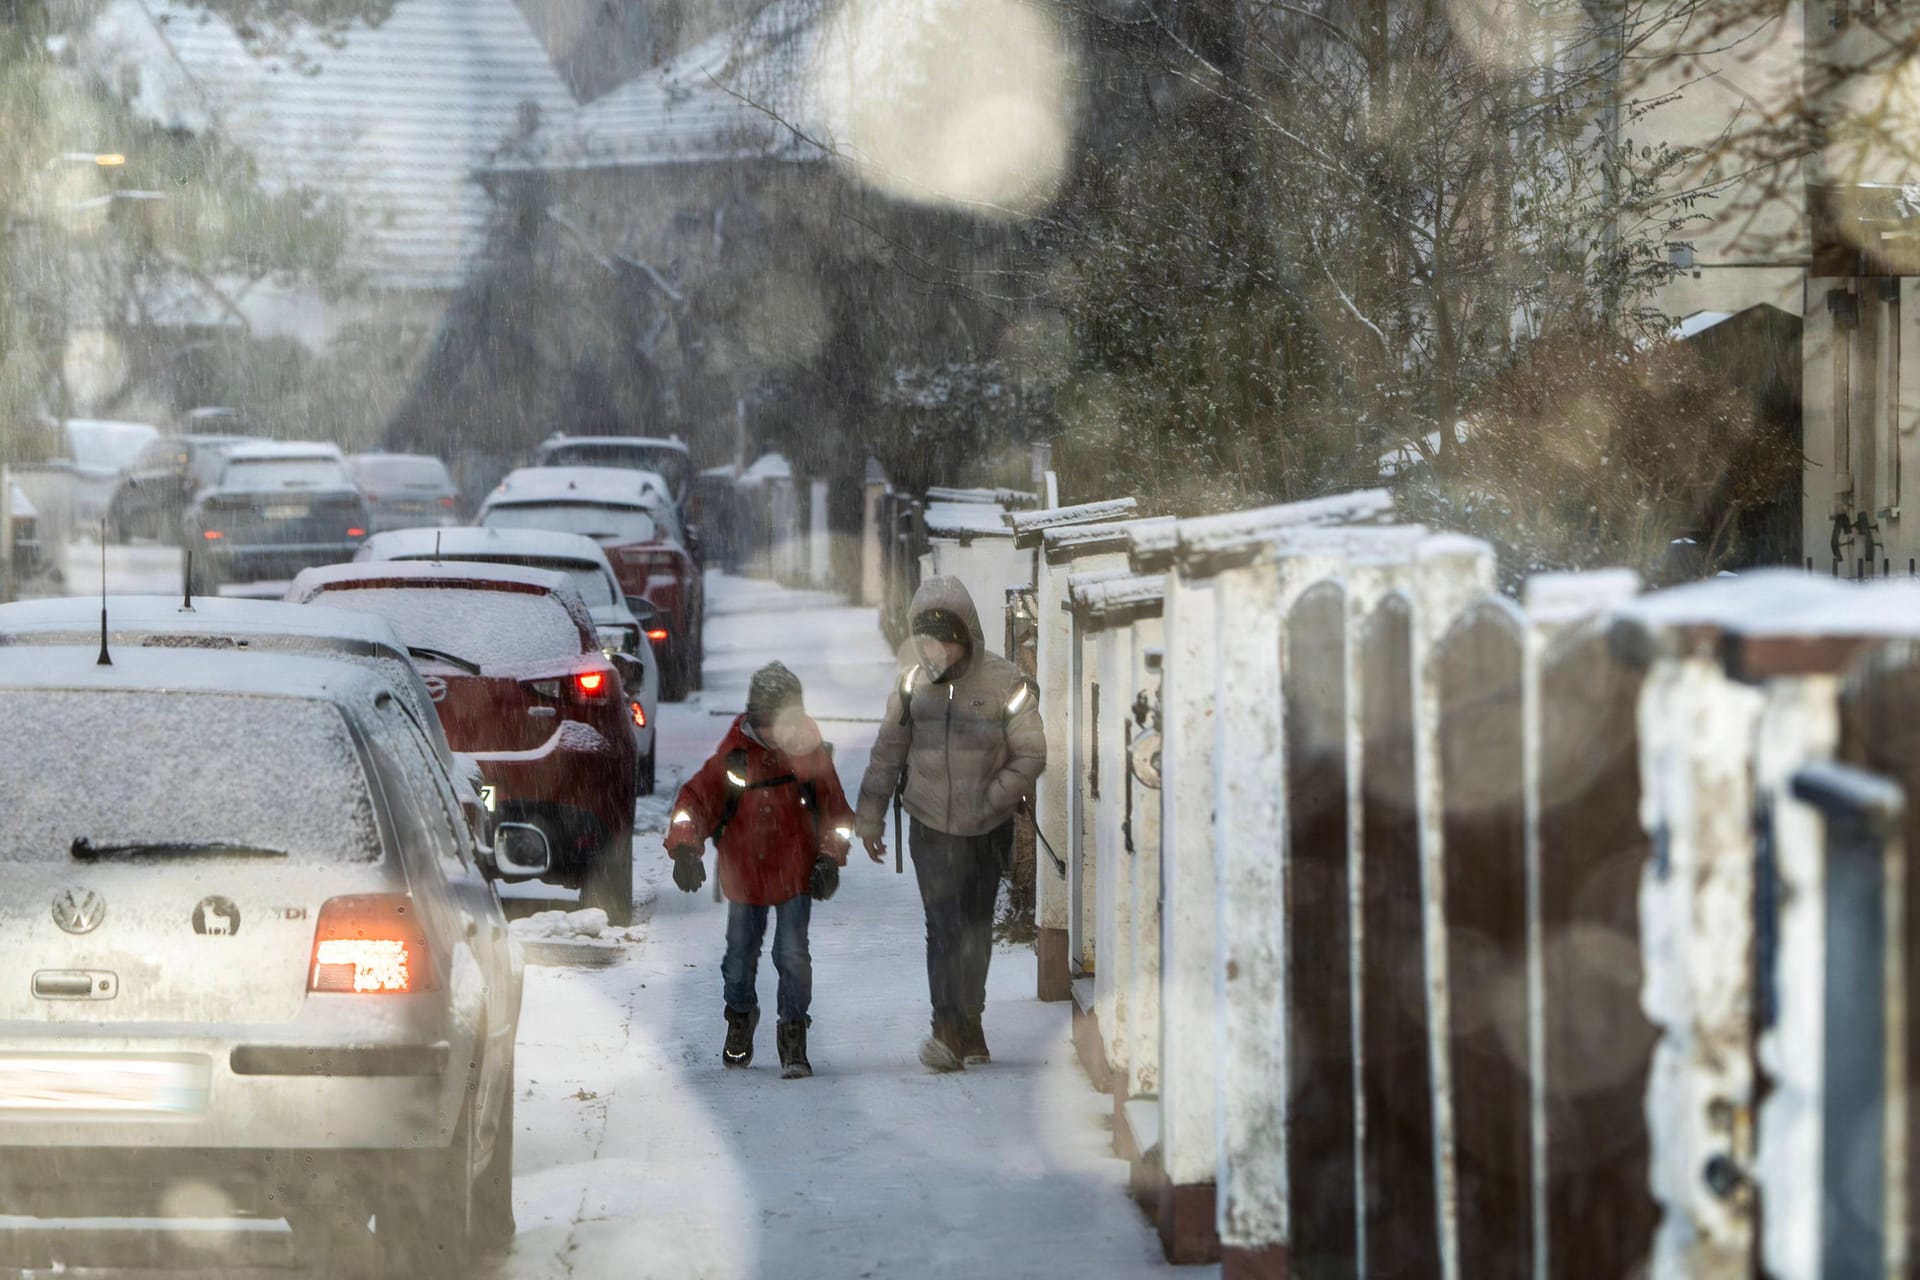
[72,838,287,862]
[407,645,482,674]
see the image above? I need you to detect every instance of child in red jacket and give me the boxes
[666,662,853,1078]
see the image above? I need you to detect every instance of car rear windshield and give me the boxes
[543,443,689,498]
[402,555,616,607]
[482,502,658,546]
[351,456,452,490]
[0,689,380,864]
[220,456,351,489]
[314,585,586,669]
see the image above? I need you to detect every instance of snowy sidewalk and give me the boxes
[500,573,1196,1280]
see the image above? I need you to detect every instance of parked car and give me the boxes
[535,433,692,510]
[59,419,159,528]
[106,432,244,545]
[0,594,501,848]
[354,526,659,793]
[186,441,373,590]
[0,645,537,1271]
[288,561,640,923]
[478,466,705,700]
[347,452,462,532]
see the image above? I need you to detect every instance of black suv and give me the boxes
[187,442,373,588]
[107,434,244,545]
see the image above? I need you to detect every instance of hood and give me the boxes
[729,712,824,761]
[909,576,987,652]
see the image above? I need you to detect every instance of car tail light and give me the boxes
[202,529,223,540]
[440,496,456,508]
[575,670,608,699]
[308,895,433,994]
[631,700,647,728]
[347,527,366,538]
[646,628,669,644]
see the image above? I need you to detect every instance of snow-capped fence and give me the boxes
[851,470,1920,1278]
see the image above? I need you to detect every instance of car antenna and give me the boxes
[182,547,195,611]
[96,521,112,666]
[434,529,442,562]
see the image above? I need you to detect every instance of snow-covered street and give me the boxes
[44,547,1195,1279]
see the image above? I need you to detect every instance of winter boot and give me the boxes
[917,1015,965,1073]
[956,1018,991,1067]
[777,1019,812,1079]
[723,1006,759,1068]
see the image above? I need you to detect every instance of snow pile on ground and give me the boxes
[511,907,612,941]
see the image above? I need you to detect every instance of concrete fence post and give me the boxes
[1007,498,1141,1000]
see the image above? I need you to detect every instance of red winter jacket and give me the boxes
[666,715,855,905]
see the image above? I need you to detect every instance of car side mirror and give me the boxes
[611,652,645,689]
[625,597,658,625]
[490,821,551,879]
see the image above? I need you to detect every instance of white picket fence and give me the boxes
[866,478,1918,1280]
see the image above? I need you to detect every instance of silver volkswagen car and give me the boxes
[0,646,539,1273]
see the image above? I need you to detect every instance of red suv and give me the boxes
[288,561,639,923]
[478,466,704,700]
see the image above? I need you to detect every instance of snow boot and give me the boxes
[957,1018,991,1067]
[777,1019,812,1079]
[723,1006,759,1068]
[918,1016,965,1073]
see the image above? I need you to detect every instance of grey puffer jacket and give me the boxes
[855,577,1047,839]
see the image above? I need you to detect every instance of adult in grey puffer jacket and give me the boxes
[855,576,1046,1072]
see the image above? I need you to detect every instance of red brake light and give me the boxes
[439,496,456,508]
[202,529,223,540]
[575,671,608,698]
[630,700,647,728]
[646,628,668,643]
[308,895,432,994]
[346,527,366,538]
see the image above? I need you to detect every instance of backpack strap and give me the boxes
[710,747,803,845]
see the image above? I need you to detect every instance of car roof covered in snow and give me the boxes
[483,465,672,509]
[221,440,347,463]
[0,595,408,647]
[288,559,599,637]
[0,595,454,752]
[0,643,395,704]
[541,434,690,457]
[358,525,615,572]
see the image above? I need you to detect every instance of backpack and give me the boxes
[710,746,822,845]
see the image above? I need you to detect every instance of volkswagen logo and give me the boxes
[52,888,105,935]
[422,675,449,703]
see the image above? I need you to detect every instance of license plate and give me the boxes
[479,785,497,813]
[0,1055,211,1114]
[262,502,309,520]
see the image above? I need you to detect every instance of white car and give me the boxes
[354,525,660,791]
[0,646,543,1271]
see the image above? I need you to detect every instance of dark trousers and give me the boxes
[722,894,813,1024]
[909,817,1011,1026]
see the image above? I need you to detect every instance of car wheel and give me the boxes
[638,748,656,797]
[583,836,635,926]
[471,1056,516,1253]
[375,1084,475,1276]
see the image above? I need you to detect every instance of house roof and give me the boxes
[85,0,579,291]
[489,0,826,173]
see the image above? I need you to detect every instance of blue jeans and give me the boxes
[722,894,813,1023]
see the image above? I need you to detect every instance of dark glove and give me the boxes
[671,850,706,894]
[808,855,840,902]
